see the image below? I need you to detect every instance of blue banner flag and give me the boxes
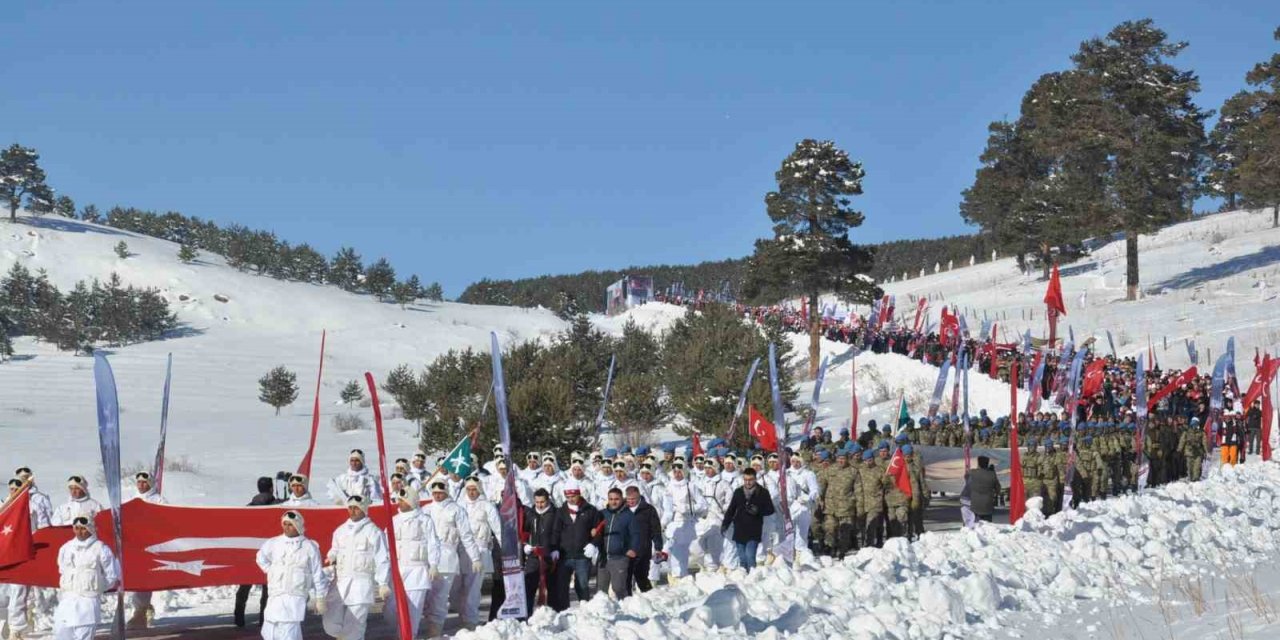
[1134,355,1150,491]
[726,357,762,443]
[1186,339,1198,366]
[928,351,952,419]
[1106,331,1117,359]
[153,353,173,494]
[594,354,616,433]
[489,333,527,620]
[961,352,971,471]
[768,343,795,563]
[93,354,126,640]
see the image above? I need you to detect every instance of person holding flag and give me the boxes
[52,515,120,640]
[884,444,913,539]
[383,487,441,639]
[255,510,330,640]
[3,471,51,640]
[126,471,167,630]
[322,495,390,640]
[456,478,501,630]
[423,478,480,638]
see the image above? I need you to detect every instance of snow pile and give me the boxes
[461,463,1280,640]
[591,302,688,337]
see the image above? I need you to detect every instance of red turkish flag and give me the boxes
[748,405,779,452]
[1044,264,1067,316]
[886,448,912,498]
[0,498,403,589]
[691,432,704,458]
[0,484,34,568]
[1081,359,1108,398]
[1242,355,1279,411]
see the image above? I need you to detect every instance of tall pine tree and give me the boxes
[0,144,50,222]
[743,139,879,377]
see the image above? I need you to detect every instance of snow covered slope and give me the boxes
[0,214,568,505]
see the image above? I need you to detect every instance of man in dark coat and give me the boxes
[966,456,1001,522]
[721,467,775,571]
[595,487,640,599]
[551,480,602,611]
[235,476,279,627]
[522,488,559,616]
[624,485,663,593]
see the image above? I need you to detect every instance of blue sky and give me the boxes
[2,1,1275,296]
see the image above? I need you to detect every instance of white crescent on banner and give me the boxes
[145,537,269,554]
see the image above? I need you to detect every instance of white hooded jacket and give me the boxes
[326,517,390,605]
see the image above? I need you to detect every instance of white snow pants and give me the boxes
[450,569,484,625]
[695,523,723,571]
[53,624,95,640]
[2,584,30,636]
[321,589,369,640]
[720,525,740,569]
[792,509,812,560]
[426,573,456,627]
[262,620,303,640]
[665,520,697,577]
[382,588,427,638]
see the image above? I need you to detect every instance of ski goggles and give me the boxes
[67,475,86,486]
[135,471,152,481]
[71,516,91,528]
[282,511,303,523]
[14,466,32,476]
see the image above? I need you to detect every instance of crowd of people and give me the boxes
[3,324,1265,639]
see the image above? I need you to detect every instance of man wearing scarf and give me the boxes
[551,479,602,611]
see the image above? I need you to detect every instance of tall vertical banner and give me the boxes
[1106,331,1117,359]
[92,354,125,640]
[296,330,327,479]
[767,343,794,564]
[1186,339,1199,366]
[850,355,860,428]
[950,351,962,416]
[1008,360,1025,524]
[1060,348,1088,510]
[1134,356,1150,491]
[363,373,412,640]
[1044,264,1066,350]
[927,351,952,419]
[961,352,971,471]
[1265,364,1276,462]
[1025,353,1046,414]
[1207,345,1233,479]
[725,358,762,444]
[152,353,173,493]
[594,354,617,436]
[489,333,528,620]
[801,354,829,438]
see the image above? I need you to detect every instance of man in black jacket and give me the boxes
[624,485,663,592]
[235,476,279,627]
[551,480,602,611]
[721,467,774,572]
[966,456,1001,522]
[522,488,559,616]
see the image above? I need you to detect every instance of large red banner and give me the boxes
[0,499,401,589]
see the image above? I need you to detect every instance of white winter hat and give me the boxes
[428,479,448,493]
[289,474,309,488]
[282,510,306,535]
[396,486,419,507]
[67,475,88,492]
[345,495,369,515]
[349,449,365,463]
[563,479,582,496]
[71,514,96,535]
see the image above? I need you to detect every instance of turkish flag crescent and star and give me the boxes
[1080,359,1108,398]
[886,447,913,497]
[0,498,403,589]
[747,405,779,452]
[0,484,35,568]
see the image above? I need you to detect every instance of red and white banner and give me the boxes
[747,405,779,452]
[0,499,402,589]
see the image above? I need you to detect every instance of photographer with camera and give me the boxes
[720,466,774,572]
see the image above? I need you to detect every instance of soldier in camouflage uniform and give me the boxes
[905,444,928,540]
[1182,422,1206,481]
[1021,439,1043,510]
[819,450,858,557]
[884,446,911,540]
[857,450,887,549]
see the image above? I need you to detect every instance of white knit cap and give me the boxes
[282,510,306,535]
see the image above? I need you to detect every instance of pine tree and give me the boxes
[1027,20,1208,300]
[114,241,131,259]
[80,204,101,223]
[178,244,199,264]
[742,139,880,377]
[0,331,12,362]
[259,366,299,416]
[1233,26,1280,226]
[53,195,76,218]
[364,258,396,300]
[328,247,364,292]
[390,281,417,309]
[340,379,364,405]
[403,275,423,298]
[0,144,50,222]
[423,281,444,302]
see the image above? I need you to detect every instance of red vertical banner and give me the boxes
[364,373,413,640]
[296,330,327,478]
[1263,354,1275,462]
[1008,360,1025,524]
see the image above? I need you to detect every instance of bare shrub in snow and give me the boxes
[165,455,199,474]
[332,413,366,432]
[10,406,34,416]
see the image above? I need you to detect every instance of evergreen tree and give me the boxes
[328,247,364,292]
[340,379,364,405]
[1027,20,1208,300]
[53,195,76,218]
[390,281,417,309]
[742,139,880,377]
[80,204,101,223]
[258,366,299,416]
[423,281,444,302]
[364,258,396,300]
[114,241,131,259]
[553,290,580,320]
[0,330,12,362]
[0,144,50,222]
[178,244,200,264]
[606,320,670,443]
[1233,26,1280,225]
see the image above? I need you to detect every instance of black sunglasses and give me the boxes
[72,516,91,527]
[15,467,32,475]
[68,475,85,484]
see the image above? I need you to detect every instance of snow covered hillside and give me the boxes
[0,214,568,505]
